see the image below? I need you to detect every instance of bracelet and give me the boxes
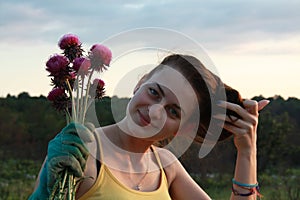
[232,185,255,196]
[232,178,258,188]
[232,184,262,198]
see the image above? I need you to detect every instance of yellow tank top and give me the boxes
[78,133,172,200]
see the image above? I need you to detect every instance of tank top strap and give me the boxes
[92,129,104,167]
[150,145,164,170]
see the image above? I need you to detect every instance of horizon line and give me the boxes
[1,91,299,101]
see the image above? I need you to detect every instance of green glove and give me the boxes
[28,162,49,199]
[29,122,94,199]
[29,123,95,200]
[47,122,94,191]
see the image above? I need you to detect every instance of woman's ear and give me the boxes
[133,74,148,94]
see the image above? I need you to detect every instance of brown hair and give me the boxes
[149,54,243,142]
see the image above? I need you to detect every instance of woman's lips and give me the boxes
[137,109,150,126]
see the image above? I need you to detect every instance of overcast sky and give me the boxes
[1,0,299,99]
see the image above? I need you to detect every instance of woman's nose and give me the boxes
[148,104,166,121]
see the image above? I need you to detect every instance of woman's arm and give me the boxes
[33,157,47,190]
[168,159,211,200]
[154,147,211,200]
[167,99,268,200]
[219,99,269,199]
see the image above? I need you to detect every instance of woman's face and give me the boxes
[126,67,198,141]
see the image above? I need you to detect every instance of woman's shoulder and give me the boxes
[153,146,189,188]
[152,146,181,182]
[153,146,178,165]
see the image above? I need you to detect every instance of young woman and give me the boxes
[30,54,269,199]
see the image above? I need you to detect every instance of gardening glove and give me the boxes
[28,161,49,200]
[29,122,95,199]
[46,122,94,191]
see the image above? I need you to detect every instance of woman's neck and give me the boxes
[105,121,154,153]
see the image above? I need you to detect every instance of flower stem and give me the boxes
[76,78,80,121]
[79,75,85,123]
[65,109,71,124]
[49,175,61,200]
[58,169,68,199]
[68,173,72,200]
[66,79,77,122]
[82,68,95,123]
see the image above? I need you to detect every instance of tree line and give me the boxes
[0,92,299,174]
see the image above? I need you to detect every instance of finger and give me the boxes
[76,128,94,143]
[217,101,256,124]
[61,143,87,169]
[213,114,252,130]
[62,134,90,159]
[48,156,83,178]
[66,156,84,177]
[258,100,270,111]
[220,122,248,135]
[85,122,96,132]
[63,122,94,143]
[243,99,258,115]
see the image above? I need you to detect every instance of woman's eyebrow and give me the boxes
[156,83,165,97]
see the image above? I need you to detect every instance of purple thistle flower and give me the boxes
[72,57,91,76]
[90,78,105,99]
[46,54,69,77]
[89,44,112,72]
[58,34,81,50]
[58,34,84,62]
[47,88,71,112]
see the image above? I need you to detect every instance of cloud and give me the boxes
[0,0,299,98]
[0,0,299,52]
[1,1,298,37]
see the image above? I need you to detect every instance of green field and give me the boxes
[1,159,299,200]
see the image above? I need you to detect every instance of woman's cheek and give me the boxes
[162,120,180,137]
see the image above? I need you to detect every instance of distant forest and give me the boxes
[0,92,299,175]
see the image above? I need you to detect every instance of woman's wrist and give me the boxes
[234,147,257,183]
[232,151,259,199]
[236,146,257,157]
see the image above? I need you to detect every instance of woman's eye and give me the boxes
[168,107,180,118]
[149,88,159,96]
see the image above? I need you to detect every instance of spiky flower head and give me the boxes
[58,33,84,62]
[47,88,71,112]
[89,44,112,72]
[72,57,91,76]
[90,78,105,99]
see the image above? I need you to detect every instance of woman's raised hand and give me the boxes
[218,99,269,153]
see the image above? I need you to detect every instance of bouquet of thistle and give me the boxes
[45,33,112,199]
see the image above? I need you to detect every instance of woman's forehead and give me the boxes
[147,67,186,88]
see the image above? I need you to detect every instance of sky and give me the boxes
[0,0,299,99]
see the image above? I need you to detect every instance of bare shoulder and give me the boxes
[153,146,178,166]
[152,146,182,186]
[153,147,211,199]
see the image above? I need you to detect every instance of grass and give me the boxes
[191,170,300,200]
[0,159,42,200]
[0,159,299,199]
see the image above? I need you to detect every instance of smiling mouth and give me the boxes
[137,110,150,126]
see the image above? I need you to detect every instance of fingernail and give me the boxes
[213,114,225,120]
[216,100,225,106]
[217,100,223,105]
